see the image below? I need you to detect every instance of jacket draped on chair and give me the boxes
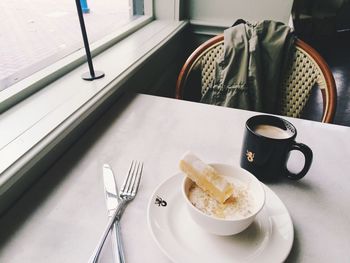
[200,20,295,114]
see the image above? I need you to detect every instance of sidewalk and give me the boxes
[0,0,130,91]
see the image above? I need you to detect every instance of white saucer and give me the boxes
[147,174,294,263]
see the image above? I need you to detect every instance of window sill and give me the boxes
[0,19,188,209]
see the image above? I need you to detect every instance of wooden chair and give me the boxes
[176,34,337,123]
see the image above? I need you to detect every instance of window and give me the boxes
[0,0,182,214]
[0,0,145,92]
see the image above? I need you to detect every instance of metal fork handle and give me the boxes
[111,206,126,263]
[89,200,127,263]
[110,225,119,263]
[115,220,126,263]
[110,221,125,263]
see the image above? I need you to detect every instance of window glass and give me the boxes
[0,0,144,91]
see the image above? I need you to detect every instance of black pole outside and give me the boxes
[75,0,104,80]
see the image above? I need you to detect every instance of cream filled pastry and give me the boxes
[179,152,234,203]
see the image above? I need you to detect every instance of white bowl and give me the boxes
[182,163,265,236]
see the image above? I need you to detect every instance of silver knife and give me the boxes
[103,164,126,263]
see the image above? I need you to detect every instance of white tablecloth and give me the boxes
[1,93,349,263]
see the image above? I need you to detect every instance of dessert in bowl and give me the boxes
[180,152,265,236]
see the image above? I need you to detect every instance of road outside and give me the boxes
[0,0,131,91]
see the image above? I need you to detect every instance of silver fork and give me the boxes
[89,161,143,263]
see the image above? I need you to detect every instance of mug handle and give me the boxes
[285,142,313,180]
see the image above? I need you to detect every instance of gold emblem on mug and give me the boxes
[246,150,255,162]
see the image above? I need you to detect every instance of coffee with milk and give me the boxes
[254,124,291,139]
[241,115,313,181]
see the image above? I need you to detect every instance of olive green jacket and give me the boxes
[200,20,295,113]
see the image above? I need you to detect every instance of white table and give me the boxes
[1,93,349,262]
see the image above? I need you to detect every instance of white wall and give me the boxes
[187,0,294,26]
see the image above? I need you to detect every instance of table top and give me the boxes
[1,93,349,263]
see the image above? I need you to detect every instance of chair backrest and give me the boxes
[176,34,337,123]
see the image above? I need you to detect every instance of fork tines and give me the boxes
[121,160,143,196]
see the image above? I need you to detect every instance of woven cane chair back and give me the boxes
[176,35,337,123]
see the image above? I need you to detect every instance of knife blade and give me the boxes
[103,164,125,263]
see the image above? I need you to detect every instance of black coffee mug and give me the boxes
[240,115,313,181]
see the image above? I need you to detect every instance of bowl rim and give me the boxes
[181,163,266,222]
